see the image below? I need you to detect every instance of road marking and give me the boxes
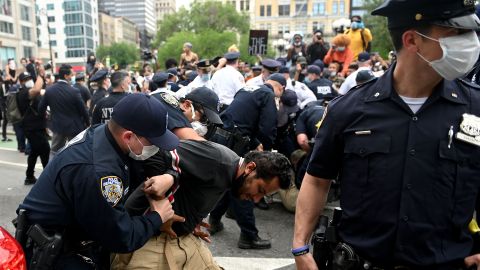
[214,257,294,270]
[0,147,18,152]
[0,160,43,170]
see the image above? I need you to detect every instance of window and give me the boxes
[278,24,290,35]
[266,5,271,16]
[352,0,364,7]
[47,3,54,10]
[48,16,55,22]
[64,13,83,24]
[65,37,84,48]
[278,4,290,16]
[295,3,307,15]
[86,38,93,49]
[65,25,84,36]
[0,46,16,61]
[312,21,324,32]
[0,21,14,34]
[20,5,31,21]
[339,1,345,14]
[296,22,307,33]
[22,26,32,41]
[37,40,42,47]
[50,40,57,46]
[266,23,272,33]
[260,5,264,16]
[49,28,56,34]
[0,0,12,16]
[85,14,92,25]
[84,1,91,13]
[332,2,338,14]
[63,1,82,12]
[312,2,325,15]
[23,47,33,58]
[66,50,85,58]
[85,26,93,37]
[240,0,249,11]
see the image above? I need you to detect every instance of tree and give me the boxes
[363,0,393,57]
[96,42,140,69]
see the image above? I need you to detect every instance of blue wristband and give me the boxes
[291,245,309,256]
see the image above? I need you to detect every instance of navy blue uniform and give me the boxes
[90,87,107,115]
[73,82,92,105]
[307,64,480,265]
[295,101,325,139]
[150,92,191,130]
[18,125,163,266]
[306,78,337,102]
[91,92,128,125]
[221,84,277,150]
[168,81,181,92]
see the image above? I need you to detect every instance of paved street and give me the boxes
[0,136,298,270]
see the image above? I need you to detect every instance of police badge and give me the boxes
[100,176,124,207]
[455,113,480,147]
[160,92,180,108]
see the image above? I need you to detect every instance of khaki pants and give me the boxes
[111,233,222,270]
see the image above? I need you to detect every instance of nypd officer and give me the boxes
[247,59,282,87]
[91,71,130,125]
[293,0,480,269]
[175,59,214,98]
[210,52,245,111]
[89,68,109,115]
[149,72,171,94]
[17,94,180,269]
[305,64,337,103]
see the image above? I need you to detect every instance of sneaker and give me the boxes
[24,176,37,185]
[237,233,271,249]
[1,137,12,142]
[208,217,224,235]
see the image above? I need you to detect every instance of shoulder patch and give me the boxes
[100,176,124,207]
[160,92,180,108]
[458,78,480,91]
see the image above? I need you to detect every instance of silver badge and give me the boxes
[455,113,480,146]
[160,92,180,108]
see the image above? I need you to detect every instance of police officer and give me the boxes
[89,69,109,115]
[246,59,282,87]
[73,73,92,108]
[176,59,214,98]
[305,65,337,104]
[281,66,317,109]
[166,67,181,92]
[293,0,480,269]
[91,71,130,125]
[149,72,171,94]
[211,52,245,111]
[17,94,180,269]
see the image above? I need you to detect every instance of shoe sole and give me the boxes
[237,243,272,249]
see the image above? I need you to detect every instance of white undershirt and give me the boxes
[399,95,428,114]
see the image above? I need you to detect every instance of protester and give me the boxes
[323,34,354,77]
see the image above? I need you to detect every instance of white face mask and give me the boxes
[127,134,159,161]
[8,61,15,70]
[416,31,480,81]
[25,80,34,88]
[191,121,208,137]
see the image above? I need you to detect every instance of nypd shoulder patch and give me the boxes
[160,92,180,108]
[100,176,123,207]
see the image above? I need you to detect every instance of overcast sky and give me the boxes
[176,0,192,11]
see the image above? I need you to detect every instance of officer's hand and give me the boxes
[465,254,480,270]
[193,221,211,243]
[218,58,227,68]
[148,197,174,222]
[295,253,318,270]
[256,144,264,151]
[143,175,174,199]
[296,63,303,72]
[160,214,186,239]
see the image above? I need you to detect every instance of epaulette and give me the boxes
[458,78,480,91]
[347,77,379,93]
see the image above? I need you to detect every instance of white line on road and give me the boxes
[0,147,17,152]
[214,257,294,270]
[0,160,43,170]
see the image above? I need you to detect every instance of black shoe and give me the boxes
[255,197,270,210]
[208,217,224,235]
[238,234,271,249]
[225,207,236,220]
[24,176,37,185]
[2,137,12,142]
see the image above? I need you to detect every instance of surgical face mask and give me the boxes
[351,22,364,29]
[329,71,337,77]
[8,61,15,70]
[127,134,159,161]
[416,31,480,81]
[191,121,208,137]
[294,41,302,47]
[336,46,346,52]
[304,77,311,83]
[25,80,34,89]
[71,76,76,85]
[201,73,210,82]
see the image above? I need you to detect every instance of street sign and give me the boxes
[248,30,268,56]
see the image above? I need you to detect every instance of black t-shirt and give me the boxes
[125,140,240,236]
[150,92,192,130]
[17,86,46,131]
[90,87,107,115]
[74,83,92,104]
[91,92,128,125]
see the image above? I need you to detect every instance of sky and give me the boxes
[176,0,192,11]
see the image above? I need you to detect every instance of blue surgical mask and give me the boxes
[304,77,311,84]
[71,76,76,85]
[201,74,210,82]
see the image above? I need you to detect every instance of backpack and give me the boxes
[5,86,23,124]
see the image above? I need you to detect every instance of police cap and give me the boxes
[167,68,178,77]
[152,72,169,84]
[185,87,222,125]
[224,52,240,61]
[90,69,109,82]
[267,73,287,88]
[261,59,282,72]
[312,59,325,71]
[197,59,211,69]
[111,93,179,150]
[18,72,32,82]
[252,65,262,71]
[280,89,300,114]
[307,65,321,75]
[76,73,86,81]
[372,0,480,30]
[279,66,290,74]
[356,70,376,84]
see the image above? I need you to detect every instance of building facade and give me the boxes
[195,0,255,19]
[98,0,156,48]
[350,0,367,17]
[99,12,140,47]
[155,0,176,21]
[0,0,38,67]
[36,0,100,71]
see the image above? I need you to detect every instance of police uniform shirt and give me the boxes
[18,125,163,253]
[339,67,372,95]
[91,92,128,125]
[307,63,480,264]
[246,74,264,87]
[221,84,278,150]
[90,87,107,114]
[174,76,213,99]
[167,81,181,92]
[295,103,324,139]
[150,91,192,130]
[211,65,245,105]
[307,78,337,101]
[126,140,240,236]
[286,79,317,109]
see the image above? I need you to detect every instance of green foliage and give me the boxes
[363,0,393,57]
[96,42,140,69]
